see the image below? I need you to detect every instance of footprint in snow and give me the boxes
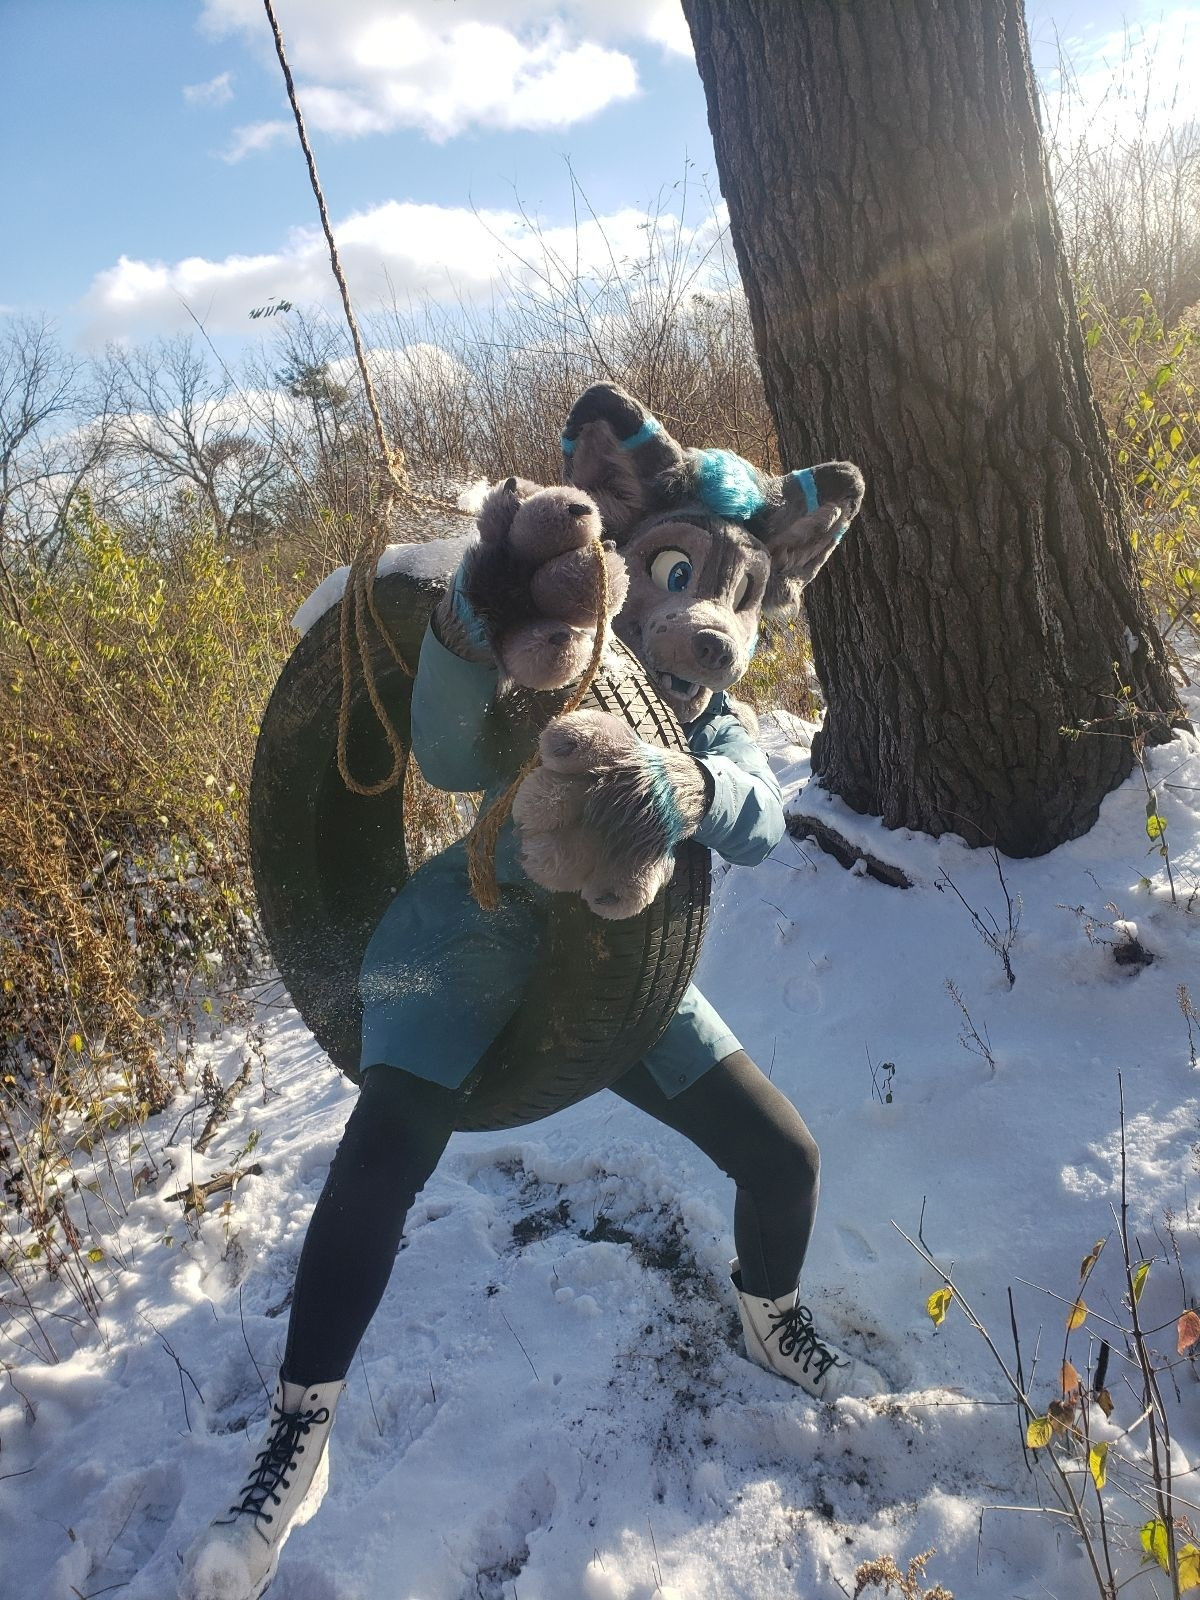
[833,1220,880,1265]
[459,1467,557,1600]
[49,1461,185,1599]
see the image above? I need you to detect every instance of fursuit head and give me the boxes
[454,382,865,918]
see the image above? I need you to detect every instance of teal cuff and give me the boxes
[642,747,689,847]
[792,467,819,516]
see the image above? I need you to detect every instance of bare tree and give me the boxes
[0,318,92,555]
[105,335,278,545]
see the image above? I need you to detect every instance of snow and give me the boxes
[3,700,1199,1599]
[290,480,487,637]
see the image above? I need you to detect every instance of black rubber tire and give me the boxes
[249,536,710,1132]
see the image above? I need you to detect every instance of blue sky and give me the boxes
[1,0,1196,352]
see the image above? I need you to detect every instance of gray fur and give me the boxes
[476,383,865,919]
[462,482,628,691]
[759,462,864,617]
[614,512,769,723]
[516,709,708,920]
[567,422,649,539]
[476,475,540,543]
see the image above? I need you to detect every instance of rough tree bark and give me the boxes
[683,0,1183,855]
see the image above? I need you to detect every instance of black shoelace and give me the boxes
[767,1302,848,1384]
[229,1401,330,1526]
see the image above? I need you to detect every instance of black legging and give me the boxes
[282,1051,820,1386]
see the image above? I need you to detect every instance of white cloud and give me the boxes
[198,0,689,143]
[183,70,234,107]
[79,198,698,341]
[222,119,290,162]
[1040,8,1200,149]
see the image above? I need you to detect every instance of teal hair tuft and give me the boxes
[692,448,766,521]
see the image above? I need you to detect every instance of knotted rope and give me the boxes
[266,0,431,796]
[264,0,613,883]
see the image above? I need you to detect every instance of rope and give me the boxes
[265,0,455,795]
[264,0,403,492]
[263,0,614,874]
[466,540,611,911]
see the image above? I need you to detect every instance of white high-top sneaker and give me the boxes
[731,1260,884,1402]
[181,1375,343,1600]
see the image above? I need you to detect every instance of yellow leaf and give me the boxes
[926,1287,953,1327]
[1146,811,1167,841]
[86,1247,104,1263]
[1177,1310,1200,1354]
[1141,1519,1170,1572]
[1026,1417,1053,1448]
[68,1033,84,1055]
[1132,1261,1150,1304]
[1088,1442,1108,1491]
[1079,1239,1106,1280]
[1180,1545,1200,1591]
[202,998,213,1015]
[1067,1297,1088,1331]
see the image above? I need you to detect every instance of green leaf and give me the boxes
[1146,813,1168,841]
[1026,1416,1053,1448]
[86,1247,104,1263]
[1132,1260,1150,1304]
[1141,1518,1170,1572]
[926,1287,953,1327]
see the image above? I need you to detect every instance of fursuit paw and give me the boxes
[512,709,710,919]
[464,480,628,690]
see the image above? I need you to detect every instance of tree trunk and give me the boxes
[683,0,1183,855]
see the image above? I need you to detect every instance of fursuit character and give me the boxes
[181,387,876,1600]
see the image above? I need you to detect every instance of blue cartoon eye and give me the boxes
[650,549,693,592]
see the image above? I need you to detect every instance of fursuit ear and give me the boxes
[561,383,685,542]
[476,474,542,545]
[758,461,865,618]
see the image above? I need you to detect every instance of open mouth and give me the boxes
[655,670,703,700]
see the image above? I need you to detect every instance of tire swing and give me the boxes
[249,2,710,1132]
[250,537,709,1132]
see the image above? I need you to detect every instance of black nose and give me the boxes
[692,629,735,672]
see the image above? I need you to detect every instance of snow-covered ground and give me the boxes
[4,703,1199,1600]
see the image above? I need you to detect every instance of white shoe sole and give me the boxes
[185,1444,331,1600]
